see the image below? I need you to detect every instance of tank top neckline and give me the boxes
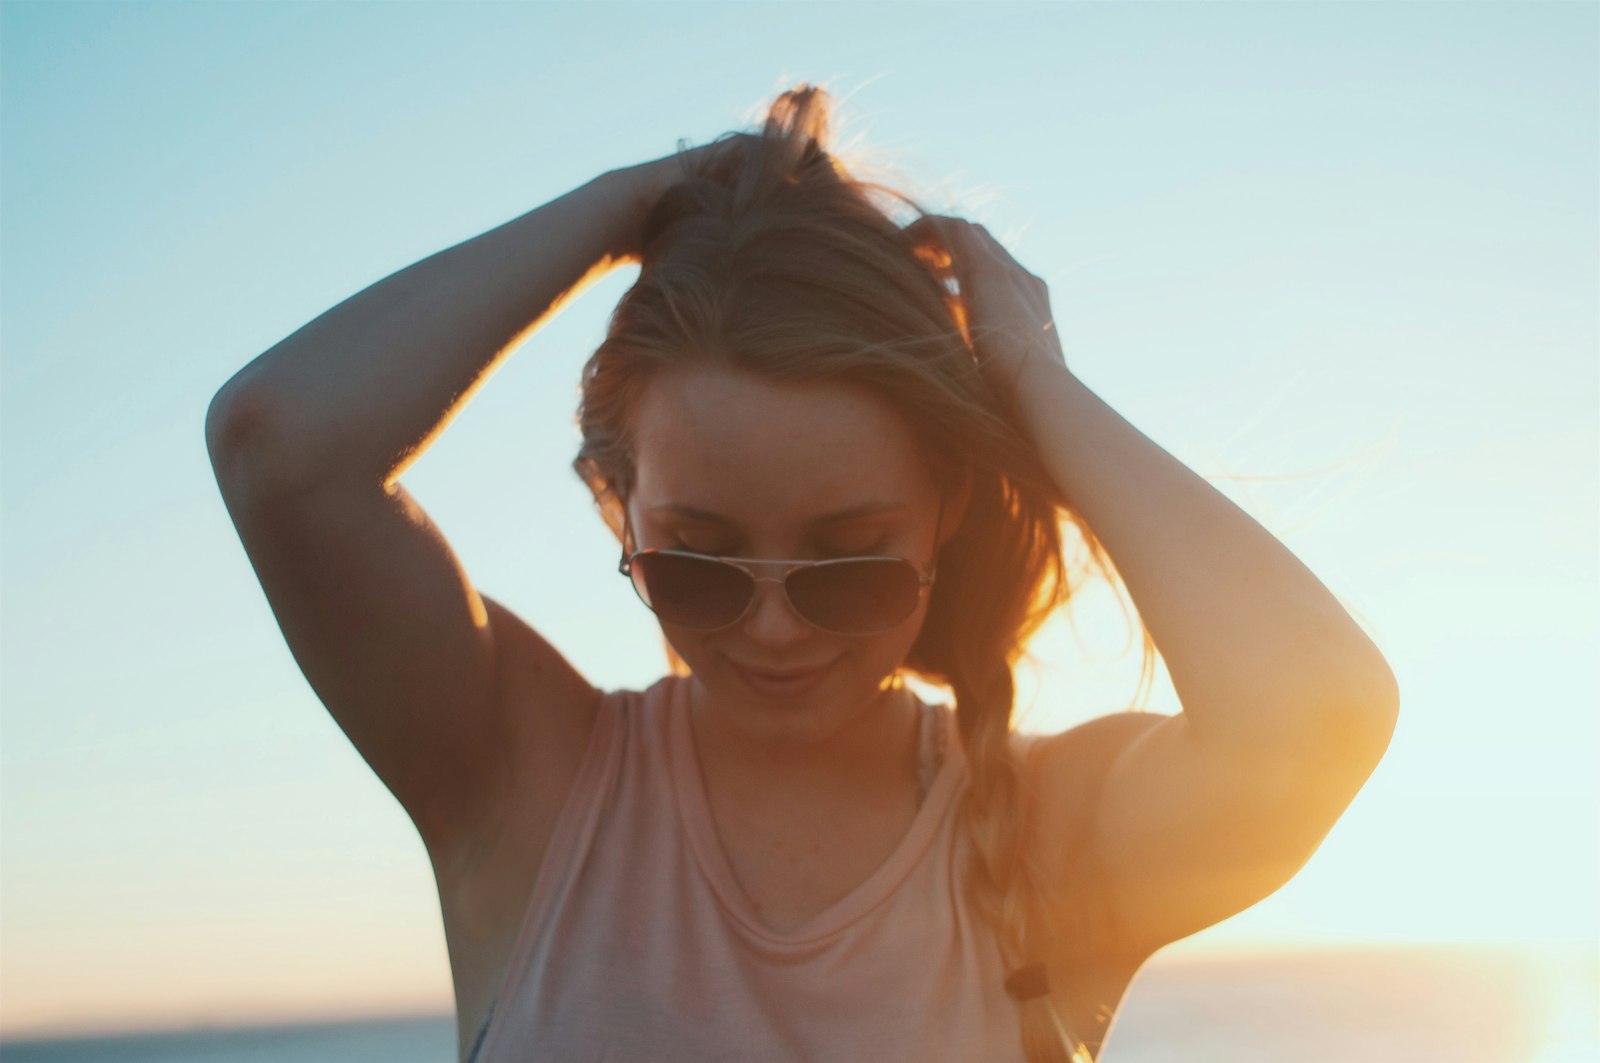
[666,673,966,946]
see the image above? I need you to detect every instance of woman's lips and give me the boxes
[727,656,838,698]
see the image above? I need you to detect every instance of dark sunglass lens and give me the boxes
[788,559,920,634]
[631,553,751,629]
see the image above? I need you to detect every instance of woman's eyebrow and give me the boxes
[650,501,907,525]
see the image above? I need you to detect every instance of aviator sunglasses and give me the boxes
[618,494,943,636]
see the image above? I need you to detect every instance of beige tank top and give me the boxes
[469,672,1030,1062]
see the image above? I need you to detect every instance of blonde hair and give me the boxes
[572,83,1156,1063]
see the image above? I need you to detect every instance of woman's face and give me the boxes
[622,364,958,748]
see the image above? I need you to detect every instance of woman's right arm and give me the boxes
[204,163,667,871]
[208,167,652,493]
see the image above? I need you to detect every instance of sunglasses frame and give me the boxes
[616,492,946,635]
[617,548,937,635]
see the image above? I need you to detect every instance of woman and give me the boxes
[206,85,1399,1063]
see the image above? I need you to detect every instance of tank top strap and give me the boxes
[915,698,947,809]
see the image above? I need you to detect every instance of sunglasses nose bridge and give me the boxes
[720,569,819,633]
[744,571,806,622]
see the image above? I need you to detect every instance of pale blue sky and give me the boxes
[2,0,1595,1038]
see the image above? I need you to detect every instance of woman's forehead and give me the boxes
[636,463,922,528]
[631,367,930,501]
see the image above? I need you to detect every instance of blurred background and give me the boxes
[2,2,1594,1061]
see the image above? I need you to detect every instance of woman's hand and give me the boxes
[906,215,1069,416]
[607,140,727,262]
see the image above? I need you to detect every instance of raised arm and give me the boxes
[205,157,683,866]
[208,166,654,493]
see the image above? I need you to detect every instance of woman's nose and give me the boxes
[742,575,816,638]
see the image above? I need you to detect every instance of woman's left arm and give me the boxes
[910,216,1401,967]
[916,216,1399,756]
